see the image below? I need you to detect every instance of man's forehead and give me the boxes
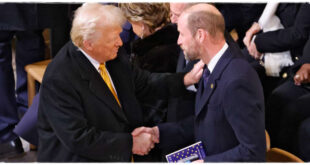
[177,15,187,31]
[178,12,188,24]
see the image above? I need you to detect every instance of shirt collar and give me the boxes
[207,42,228,73]
[79,48,102,72]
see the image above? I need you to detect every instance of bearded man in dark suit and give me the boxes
[133,4,266,162]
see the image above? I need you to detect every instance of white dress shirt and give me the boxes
[79,48,119,97]
[207,42,228,73]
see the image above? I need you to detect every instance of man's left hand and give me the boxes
[294,63,310,85]
[248,42,262,60]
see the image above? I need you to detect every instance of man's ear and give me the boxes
[83,40,93,51]
[196,29,206,43]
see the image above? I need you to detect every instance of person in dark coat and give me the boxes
[267,33,310,159]
[243,3,310,143]
[121,3,180,127]
[120,3,180,161]
[242,3,306,100]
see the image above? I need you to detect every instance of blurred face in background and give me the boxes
[130,21,151,39]
[170,3,186,24]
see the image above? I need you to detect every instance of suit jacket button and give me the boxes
[282,72,288,79]
[295,56,299,61]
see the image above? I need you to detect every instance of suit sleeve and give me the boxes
[132,64,188,102]
[204,77,266,162]
[39,77,132,161]
[157,116,195,148]
[254,4,310,53]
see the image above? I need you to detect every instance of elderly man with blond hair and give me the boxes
[37,3,203,162]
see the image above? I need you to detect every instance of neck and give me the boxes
[201,39,226,65]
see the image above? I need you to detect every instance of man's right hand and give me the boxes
[184,60,204,86]
[132,126,159,143]
[132,131,155,156]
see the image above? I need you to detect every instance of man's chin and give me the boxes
[108,53,118,61]
[112,54,118,60]
[184,53,195,61]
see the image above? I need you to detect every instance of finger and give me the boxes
[243,36,250,47]
[196,60,205,69]
[300,72,306,81]
[304,73,309,83]
[196,69,203,80]
[302,72,308,82]
[294,74,300,81]
[304,72,309,82]
[152,136,159,143]
[294,74,301,86]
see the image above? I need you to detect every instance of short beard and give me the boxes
[183,45,200,61]
[184,52,191,61]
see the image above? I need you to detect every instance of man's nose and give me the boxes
[177,36,182,46]
[117,36,123,46]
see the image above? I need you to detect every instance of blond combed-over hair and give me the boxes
[71,3,126,47]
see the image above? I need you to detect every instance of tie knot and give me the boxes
[99,63,106,72]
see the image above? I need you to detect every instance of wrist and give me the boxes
[184,74,191,87]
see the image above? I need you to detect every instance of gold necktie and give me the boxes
[99,64,121,106]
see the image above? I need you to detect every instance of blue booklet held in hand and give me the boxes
[166,141,206,163]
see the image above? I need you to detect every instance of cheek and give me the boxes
[132,26,141,36]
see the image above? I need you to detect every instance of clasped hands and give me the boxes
[131,61,205,156]
[131,126,159,156]
[243,22,263,60]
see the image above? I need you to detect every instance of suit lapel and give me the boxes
[195,47,233,116]
[195,74,217,116]
[71,43,129,124]
[106,54,145,127]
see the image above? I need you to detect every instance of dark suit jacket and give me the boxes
[37,41,185,162]
[159,46,266,162]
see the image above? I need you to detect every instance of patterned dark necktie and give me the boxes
[202,67,211,89]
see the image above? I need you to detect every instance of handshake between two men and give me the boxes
[132,126,159,156]
[131,60,205,156]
